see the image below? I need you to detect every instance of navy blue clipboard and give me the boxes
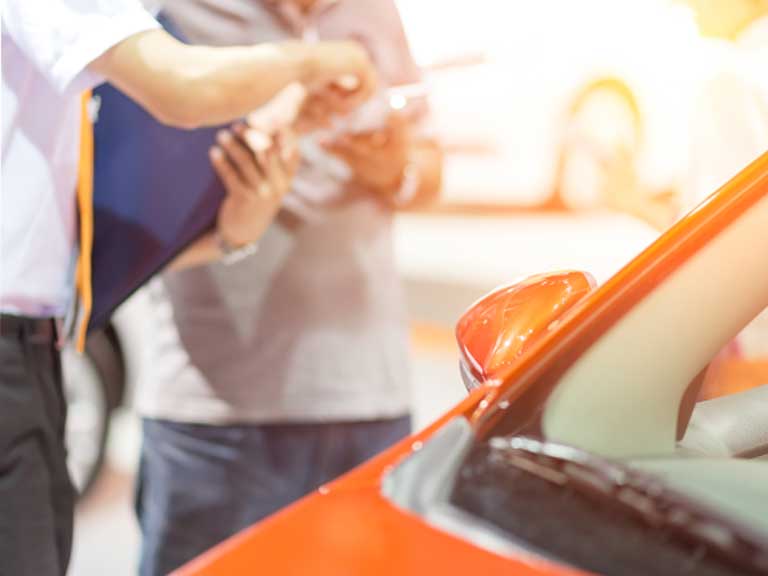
[89,17,226,331]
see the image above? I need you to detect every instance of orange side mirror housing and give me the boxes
[456,271,595,389]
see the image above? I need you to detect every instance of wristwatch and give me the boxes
[215,230,259,265]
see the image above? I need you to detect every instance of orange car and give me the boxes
[176,153,768,576]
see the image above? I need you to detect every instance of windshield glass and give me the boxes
[451,435,768,575]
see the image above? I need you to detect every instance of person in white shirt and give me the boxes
[0,1,376,574]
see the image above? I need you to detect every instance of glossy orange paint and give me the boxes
[175,389,586,576]
[456,272,595,386]
[176,489,585,576]
[473,150,768,434]
[176,152,768,576]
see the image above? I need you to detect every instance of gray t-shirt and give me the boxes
[136,0,419,424]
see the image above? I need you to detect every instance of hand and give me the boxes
[323,113,411,199]
[210,124,299,249]
[295,41,377,131]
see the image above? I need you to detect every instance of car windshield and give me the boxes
[450,435,768,576]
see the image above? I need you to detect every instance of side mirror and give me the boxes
[455,271,595,390]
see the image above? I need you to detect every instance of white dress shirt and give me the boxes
[1,0,158,318]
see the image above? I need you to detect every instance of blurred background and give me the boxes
[65,0,768,573]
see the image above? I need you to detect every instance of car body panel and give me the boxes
[473,151,768,433]
[177,152,768,575]
[177,391,584,576]
[456,271,595,386]
[178,485,581,576]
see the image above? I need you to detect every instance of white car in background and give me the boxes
[393,0,690,325]
[398,0,699,209]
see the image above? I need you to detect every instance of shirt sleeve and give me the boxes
[1,0,159,94]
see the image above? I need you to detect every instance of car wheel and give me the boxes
[61,329,125,498]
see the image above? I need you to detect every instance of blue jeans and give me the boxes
[136,416,411,576]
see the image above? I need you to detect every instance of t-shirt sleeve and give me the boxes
[1,0,159,94]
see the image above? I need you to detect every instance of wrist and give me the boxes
[214,229,259,265]
[289,43,363,87]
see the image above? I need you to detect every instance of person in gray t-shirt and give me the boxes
[134,1,443,574]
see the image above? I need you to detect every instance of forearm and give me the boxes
[91,30,311,129]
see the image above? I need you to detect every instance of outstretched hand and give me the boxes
[211,124,299,249]
[323,112,411,199]
[295,41,377,132]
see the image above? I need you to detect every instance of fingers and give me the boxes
[332,134,375,156]
[274,129,300,173]
[212,124,301,250]
[240,124,298,199]
[324,134,379,166]
[319,84,367,117]
[307,41,376,96]
[296,85,374,132]
[335,42,377,103]
[246,83,307,134]
[295,96,334,132]
[209,145,245,196]
[301,41,377,124]
[323,139,355,164]
[384,112,410,145]
[216,128,264,192]
[236,125,272,182]
[297,84,364,131]
[264,130,298,199]
[263,147,287,200]
[326,113,408,156]
[216,123,299,201]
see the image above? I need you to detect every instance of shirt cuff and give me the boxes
[51,10,160,94]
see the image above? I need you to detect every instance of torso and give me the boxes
[137,0,418,424]
[1,32,80,318]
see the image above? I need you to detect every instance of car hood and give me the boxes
[175,396,587,576]
[177,482,583,576]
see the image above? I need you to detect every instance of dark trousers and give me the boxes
[0,316,75,576]
[136,415,411,576]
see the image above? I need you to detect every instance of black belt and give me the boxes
[0,314,57,342]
